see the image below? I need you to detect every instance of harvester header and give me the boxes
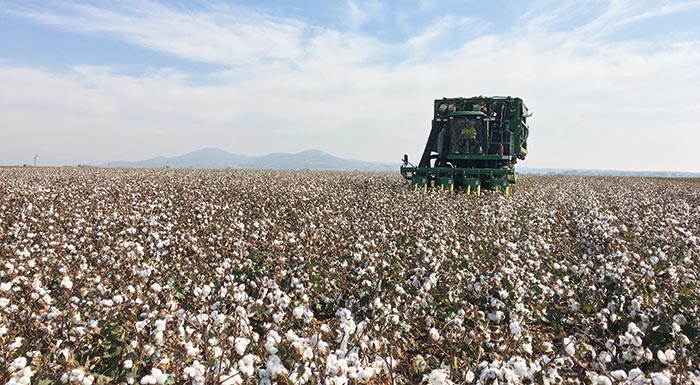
[401,96,531,194]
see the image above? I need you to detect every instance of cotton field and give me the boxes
[0,167,698,385]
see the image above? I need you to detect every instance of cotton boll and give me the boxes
[235,337,250,355]
[238,354,255,377]
[610,370,627,380]
[465,370,475,383]
[8,356,27,372]
[628,368,644,383]
[70,369,85,382]
[123,359,133,369]
[509,321,522,338]
[487,311,504,323]
[657,350,667,364]
[140,375,156,385]
[60,276,73,290]
[357,367,374,383]
[429,328,440,341]
[563,337,575,356]
[201,284,212,297]
[151,368,168,385]
[428,369,448,385]
[663,349,675,363]
[651,372,671,385]
[292,306,305,319]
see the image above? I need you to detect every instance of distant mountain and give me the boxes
[519,166,700,178]
[106,148,396,172]
[109,148,253,169]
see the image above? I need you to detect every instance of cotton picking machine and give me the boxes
[401,96,531,195]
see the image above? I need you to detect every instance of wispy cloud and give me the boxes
[344,0,385,30]
[8,1,307,65]
[572,0,700,38]
[1,1,700,171]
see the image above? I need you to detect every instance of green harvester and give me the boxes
[401,96,531,195]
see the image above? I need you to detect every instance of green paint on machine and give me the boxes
[401,96,531,194]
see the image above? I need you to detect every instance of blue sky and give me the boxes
[1,0,700,171]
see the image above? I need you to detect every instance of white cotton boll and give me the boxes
[286,330,298,343]
[651,372,671,385]
[657,350,667,364]
[509,321,522,338]
[238,354,255,376]
[60,276,73,290]
[0,282,11,291]
[664,349,675,363]
[594,375,612,385]
[429,328,440,341]
[628,368,644,383]
[135,320,148,333]
[235,337,250,355]
[292,306,305,319]
[186,346,200,357]
[627,322,642,335]
[140,374,156,384]
[201,285,211,297]
[82,375,95,385]
[563,337,575,355]
[113,294,124,304]
[644,349,653,361]
[99,299,114,308]
[610,370,627,380]
[8,366,34,385]
[150,283,162,293]
[151,368,168,385]
[8,356,27,372]
[428,369,448,385]
[511,359,527,378]
[154,319,166,332]
[487,311,504,323]
[357,367,374,383]
[70,369,85,382]
[390,314,400,324]
[465,370,474,383]
[672,323,681,333]
[123,359,133,369]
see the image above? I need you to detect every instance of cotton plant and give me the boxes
[0,168,698,384]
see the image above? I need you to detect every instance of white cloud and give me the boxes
[344,0,385,30]
[10,1,307,66]
[2,1,700,171]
